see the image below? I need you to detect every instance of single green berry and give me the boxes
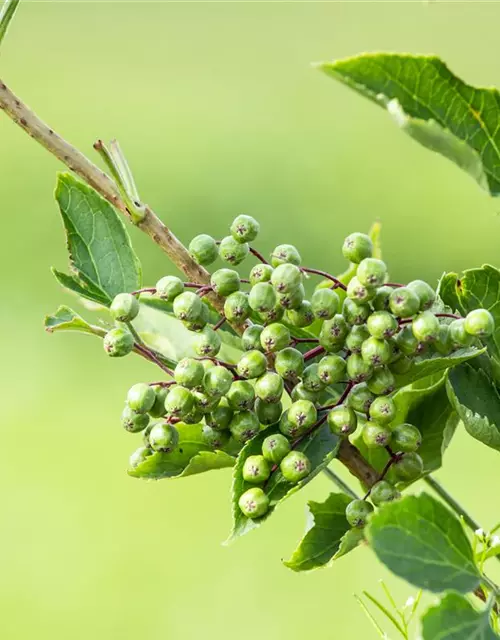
[206,399,233,431]
[366,367,395,395]
[311,287,339,320]
[224,291,250,323]
[193,326,222,357]
[122,406,150,433]
[127,383,156,414]
[210,268,241,297]
[372,285,393,311]
[156,275,184,301]
[465,309,495,338]
[367,311,398,339]
[259,302,285,324]
[342,233,373,264]
[279,409,299,438]
[387,337,402,363]
[412,311,440,343]
[255,398,283,425]
[238,487,269,518]
[202,424,230,449]
[347,353,373,383]
[434,324,454,355]
[230,214,260,243]
[285,301,315,328]
[389,355,413,374]
[188,234,218,265]
[393,452,424,482]
[226,380,256,411]
[389,287,420,318]
[407,280,436,311]
[110,292,140,322]
[391,423,422,453]
[242,324,264,352]
[317,355,346,385]
[255,372,284,404]
[103,327,134,357]
[219,235,249,266]
[449,318,475,347]
[173,291,203,322]
[260,323,290,353]
[174,357,205,388]
[149,386,169,418]
[369,396,396,424]
[320,314,349,350]
[343,298,371,326]
[362,421,392,448]
[129,446,153,469]
[164,385,195,417]
[237,349,267,379]
[370,480,400,506]
[345,325,370,354]
[357,258,387,288]
[262,433,291,463]
[249,282,278,313]
[348,383,375,413]
[142,424,154,447]
[361,337,392,368]
[192,390,219,414]
[184,407,204,424]
[149,423,179,453]
[347,277,375,304]
[302,363,327,393]
[280,451,311,483]
[229,411,260,443]
[203,365,234,397]
[242,454,271,483]
[291,382,320,404]
[182,302,209,332]
[277,284,305,310]
[271,263,302,293]
[288,400,317,431]
[395,325,418,355]
[345,499,374,528]
[271,244,301,267]
[327,405,357,436]
[274,347,304,383]
[249,263,273,286]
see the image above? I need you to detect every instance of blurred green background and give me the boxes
[2,2,500,638]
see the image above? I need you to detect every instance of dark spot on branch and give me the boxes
[20,118,27,126]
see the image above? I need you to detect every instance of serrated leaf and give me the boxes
[54,173,141,305]
[52,268,111,307]
[227,424,341,543]
[448,363,500,452]
[284,492,352,571]
[176,450,235,478]
[320,53,500,196]
[333,527,365,561]
[421,592,497,640]
[367,493,480,593]
[44,305,104,336]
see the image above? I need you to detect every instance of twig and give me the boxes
[300,266,347,291]
[131,287,156,296]
[303,345,326,361]
[249,246,269,265]
[213,316,227,331]
[322,467,359,499]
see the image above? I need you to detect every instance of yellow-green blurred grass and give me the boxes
[1,2,499,638]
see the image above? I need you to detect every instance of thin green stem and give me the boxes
[109,139,140,203]
[322,467,359,499]
[0,0,19,48]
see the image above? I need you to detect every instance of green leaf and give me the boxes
[52,268,111,307]
[0,0,20,48]
[284,492,352,571]
[333,527,365,560]
[227,424,341,543]
[128,423,235,479]
[421,592,497,640]
[448,363,500,452]
[44,305,104,337]
[367,493,480,593]
[54,173,141,305]
[320,53,500,196]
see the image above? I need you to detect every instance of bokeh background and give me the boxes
[2,2,500,638]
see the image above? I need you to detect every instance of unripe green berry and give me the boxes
[288,400,317,431]
[249,282,278,313]
[271,263,302,293]
[192,390,219,414]
[229,411,260,443]
[219,235,249,265]
[367,311,398,339]
[347,277,375,304]
[396,325,418,355]
[255,372,284,404]
[249,263,273,286]
[279,409,300,438]
[230,214,260,243]
[348,383,375,413]
[318,355,346,385]
[129,446,153,469]
[238,487,269,518]
[255,398,283,425]
[184,407,205,424]
[433,324,453,355]
[149,386,169,418]
[320,314,349,350]
[449,318,475,347]
[280,451,311,483]
[174,357,205,388]
[342,233,373,264]
[226,380,256,411]
[206,399,233,430]
[391,423,422,453]
[275,347,304,383]
[237,349,267,379]
[285,301,315,328]
[345,325,370,354]
[271,244,301,267]
[242,324,264,351]
[369,396,396,424]
[242,455,271,483]
[370,480,400,506]
[260,323,290,353]
[142,423,154,447]
[224,291,250,323]
[291,382,320,404]
[188,234,218,265]
[210,269,241,297]
[311,287,340,320]
[347,353,373,383]
[412,311,440,343]
[163,385,195,418]
[127,383,156,414]
[389,355,413,375]
[173,291,203,322]
[262,433,292,463]
[259,302,285,324]
[278,284,305,310]
[203,365,234,397]
[302,363,326,393]
[122,406,150,433]
[465,309,495,338]
[345,499,374,528]
[182,302,209,332]
[193,326,222,357]
[361,337,392,368]
[362,421,392,448]
[393,452,424,482]
[149,423,179,453]
[407,280,436,311]
[372,285,393,311]
[103,327,134,357]
[389,287,420,318]
[110,293,140,322]
[366,367,395,395]
[343,298,371,326]
[202,424,230,449]
[357,258,387,288]
[156,275,184,301]
[327,405,357,436]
